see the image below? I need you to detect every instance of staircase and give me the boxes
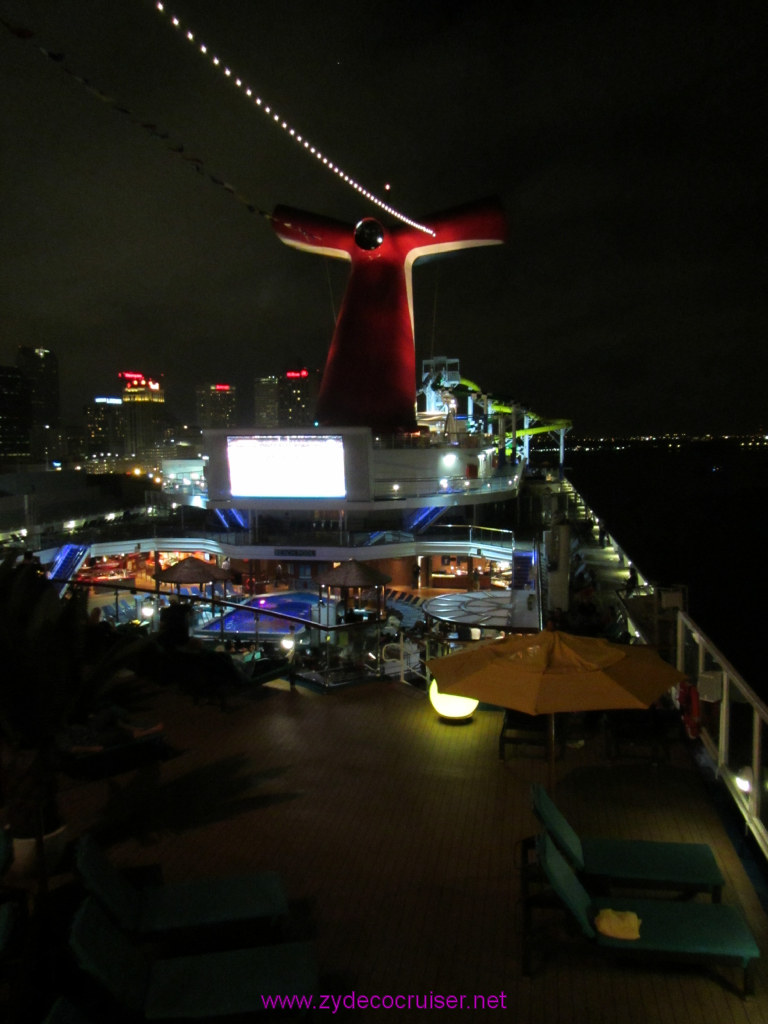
[48,543,90,596]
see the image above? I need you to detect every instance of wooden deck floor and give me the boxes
[37,667,768,1023]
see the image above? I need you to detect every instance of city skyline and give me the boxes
[1,2,765,435]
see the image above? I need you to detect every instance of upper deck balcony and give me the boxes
[204,426,524,514]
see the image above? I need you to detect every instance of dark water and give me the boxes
[564,440,768,693]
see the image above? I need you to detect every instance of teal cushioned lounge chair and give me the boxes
[531,783,724,900]
[0,900,18,958]
[70,897,317,1020]
[76,834,288,939]
[528,833,759,997]
[42,997,97,1024]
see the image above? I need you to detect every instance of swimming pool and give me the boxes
[203,590,334,635]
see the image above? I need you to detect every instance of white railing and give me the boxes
[566,478,768,863]
[675,611,768,862]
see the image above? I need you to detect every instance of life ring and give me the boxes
[679,680,701,739]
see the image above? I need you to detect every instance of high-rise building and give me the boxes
[253,375,280,428]
[119,372,166,459]
[252,369,321,428]
[0,365,31,460]
[16,346,60,427]
[196,383,237,429]
[278,368,320,427]
[84,397,126,457]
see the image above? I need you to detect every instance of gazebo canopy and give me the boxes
[153,556,232,584]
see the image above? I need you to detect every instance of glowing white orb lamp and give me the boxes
[429,679,478,720]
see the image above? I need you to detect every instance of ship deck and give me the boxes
[28,666,767,1023]
[9,503,768,1023]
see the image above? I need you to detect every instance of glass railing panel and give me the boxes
[696,651,724,747]
[681,629,700,680]
[758,716,768,833]
[726,682,755,815]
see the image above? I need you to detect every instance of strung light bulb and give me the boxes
[155,2,434,235]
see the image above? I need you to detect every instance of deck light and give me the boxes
[429,679,478,720]
[736,767,753,794]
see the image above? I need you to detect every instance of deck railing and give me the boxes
[675,610,768,863]
[569,478,768,865]
[623,588,768,864]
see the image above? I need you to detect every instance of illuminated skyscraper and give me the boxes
[84,397,126,457]
[253,375,279,427]
[0,365,31,460]
[253,370,320,428]
[196,383,237,429]
[16,346,59,427]
[119,372,166,459]
[278,368,320,427]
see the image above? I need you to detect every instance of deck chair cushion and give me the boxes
[42,997,97,1024]
[76,834,288,935]
[76,835,142,931]
[145,942,317,1019]
[0,901,18,955]
[70,898,317,1020]
[592,895,760,965]
[531,784,724,897]
[538,834,759,968]
[580,835,722,891]
[70,897,150,1012]
[531,784,585,870]
[0,829,12,878]
[536,832,595,937]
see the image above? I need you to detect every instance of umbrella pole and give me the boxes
[548,713,556,791]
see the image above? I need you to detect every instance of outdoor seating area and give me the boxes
[1,669,767,1021]
[69,898,317,1021]
[524,833,760,997]
[529,783,725,900]
[75,835,290,941]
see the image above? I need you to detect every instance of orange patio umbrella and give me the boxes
[426,630,687,787]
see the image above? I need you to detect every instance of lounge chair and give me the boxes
[0,900,18,959]
[76,835,288,940]
[70,897,316,1019]
[42,997,97,1024]
[531,783,724,900]
[525,833,759,997]
[0,829,12,879]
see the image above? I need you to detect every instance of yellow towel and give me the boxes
[594,908,641,940]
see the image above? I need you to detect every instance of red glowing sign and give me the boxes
[119,371,162,389]
[214,384,231,391]
[285,369,309,379]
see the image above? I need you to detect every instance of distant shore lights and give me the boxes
[154,3,434,236]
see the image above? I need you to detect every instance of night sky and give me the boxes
[1,1,765,434]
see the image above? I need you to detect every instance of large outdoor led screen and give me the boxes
[227,434,347,498]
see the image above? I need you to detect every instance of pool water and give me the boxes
[203,591,331,635]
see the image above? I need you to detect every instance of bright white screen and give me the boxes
[227,435,347,498]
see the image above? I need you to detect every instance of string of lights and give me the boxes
[154,2,435,236]
[0,14,273,220]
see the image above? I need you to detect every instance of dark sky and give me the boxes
[1,0,765,435]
